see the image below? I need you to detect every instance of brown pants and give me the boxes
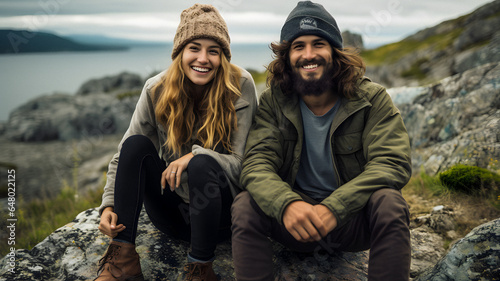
[231,189,411,281]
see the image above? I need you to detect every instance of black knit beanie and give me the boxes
[280,1,343,49]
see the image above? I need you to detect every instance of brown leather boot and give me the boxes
[184,262,218,281]
[94,241,144,281]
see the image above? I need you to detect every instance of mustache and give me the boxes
[294,57,327,68]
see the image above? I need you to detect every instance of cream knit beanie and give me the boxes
[171,4,231,60]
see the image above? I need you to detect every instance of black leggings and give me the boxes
[113,135,232,261]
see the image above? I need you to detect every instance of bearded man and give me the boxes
[231,1,412,280]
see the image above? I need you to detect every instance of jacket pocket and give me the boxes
[334,132,366,182]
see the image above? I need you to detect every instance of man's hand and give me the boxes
[282,201,328,242]
[98,207,126,238]
[313,204,337,234]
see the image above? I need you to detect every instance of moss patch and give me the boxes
[361,28,464,66]
[400,58,429,80]
[439,164,500,195]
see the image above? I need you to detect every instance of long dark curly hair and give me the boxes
[266,41,366,99]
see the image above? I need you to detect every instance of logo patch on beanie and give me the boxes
[299,17,317,30]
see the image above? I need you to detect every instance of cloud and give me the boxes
[0,0,494,47]
[0,11,286,44]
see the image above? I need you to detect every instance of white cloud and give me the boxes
[0,0,494,46]
[224,11,285,25]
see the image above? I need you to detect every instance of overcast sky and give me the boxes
[0,0,493,48]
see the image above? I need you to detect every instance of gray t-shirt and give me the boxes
[295,98,340,201]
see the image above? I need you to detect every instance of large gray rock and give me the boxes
[4,72,142,142]
[410,226,445,279]
[415,218,500,281]
[5,92,138,142]
[0,208,368,281]
[342,30,364,50]
[389,62,500,175]
[76,72,143,96]
[0,134,121,202]
[409,205,457,278]
[1,202,495,280]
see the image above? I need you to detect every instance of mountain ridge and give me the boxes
[0,29,128,54]
[362,0,500,88]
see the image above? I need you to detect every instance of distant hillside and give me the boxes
[67,34,167,47]
[362,0,500,88]
[0,29,128,54]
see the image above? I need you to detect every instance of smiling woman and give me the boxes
[92,3,258,281]
[181,39,222,88]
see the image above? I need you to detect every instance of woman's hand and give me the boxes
[98,207,126,238]
[161,152,194,192]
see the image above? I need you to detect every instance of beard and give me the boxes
[291,57,335,96]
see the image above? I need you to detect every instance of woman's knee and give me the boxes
[187,154,219,173]
[121,135,155,154]
[187,155,226,186]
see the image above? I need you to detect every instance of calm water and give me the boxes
[0,44,272,121]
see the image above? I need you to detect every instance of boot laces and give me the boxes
[96,244,122,276]
[184,263,208,280]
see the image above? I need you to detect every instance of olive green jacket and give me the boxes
[240,78,411,228]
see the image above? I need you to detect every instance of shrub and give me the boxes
[439,164,500,195]
[246,68,267,85]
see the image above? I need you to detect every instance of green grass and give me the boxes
[487,10,500,20]
[0,142,105,257]
[405,168,450,198]
[246,68,268,85]
[0,185,104,257]
[404,165,500,209]
[361,41,417,66]
[361,28,464,66]
[403,166,500,249]
[116,90,141,100]
[400,58,429,80]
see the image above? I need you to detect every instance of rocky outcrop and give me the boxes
[0,208,369,280]
[76,72,143,96]
[389,62,500,175]
[3,72,142,142]
[366,0,500,88]
[415,218,500,281]
[0,134,121,201]
[342,30,364,50]
[0,202,492,280]
[409,206,457,279]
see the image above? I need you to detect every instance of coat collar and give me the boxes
[272,78,372,134]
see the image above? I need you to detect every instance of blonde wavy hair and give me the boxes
[152,48,242,156]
